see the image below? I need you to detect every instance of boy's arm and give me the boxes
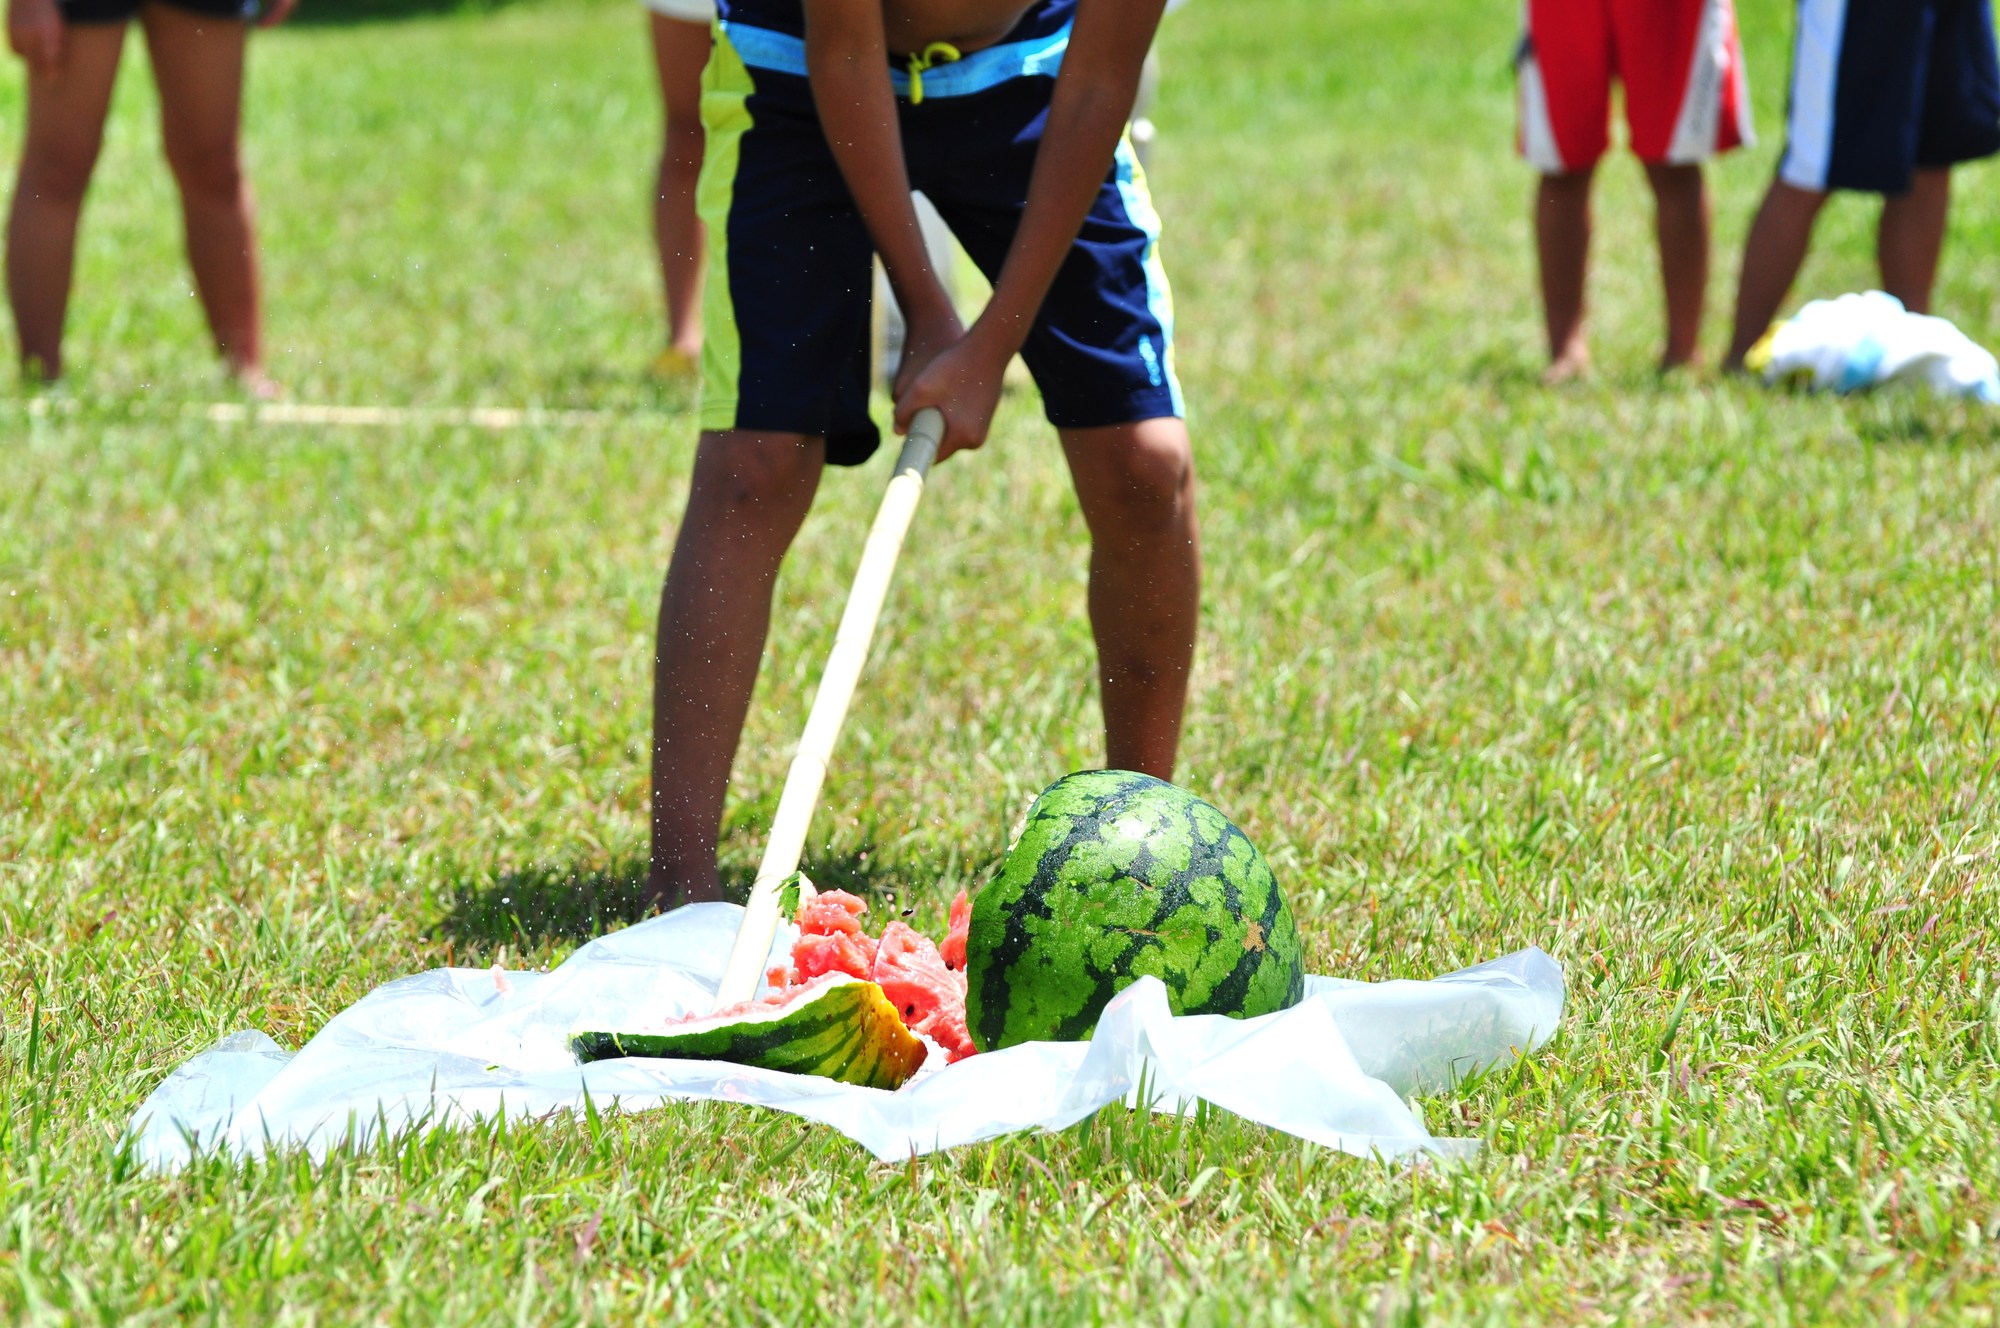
[896,0,1167,454]
[803,0,962,358]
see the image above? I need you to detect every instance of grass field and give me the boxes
[5,0,2000,1319]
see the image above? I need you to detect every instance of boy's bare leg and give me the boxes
[649,11,707,361]
[1878,167,1951,315]
[5,24,126,381]
[144,5,265,388]
[1725,179,1827,369]
[1534,168,1595,382]
[1059,417,1200,780]
[649,432,824,908]
[1644,161,1709,371]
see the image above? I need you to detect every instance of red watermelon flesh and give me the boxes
[797,887,871,938]
[873,921,976,1063]
[781,882,880,984]
[765,878,978,1065]
[940,890,970,971]
[794,929,878,982]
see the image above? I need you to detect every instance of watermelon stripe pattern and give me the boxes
[572,973,927,1090]
[965,770,1306,1051]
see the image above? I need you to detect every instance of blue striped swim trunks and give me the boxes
[1779,0,2000,194]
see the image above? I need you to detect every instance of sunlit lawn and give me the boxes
[4,0,2000,1320]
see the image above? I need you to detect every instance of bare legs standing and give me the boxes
[647,10,708,372]
[5,0,281,386]
[646,421,1200,909]
[1725,168,1954,369]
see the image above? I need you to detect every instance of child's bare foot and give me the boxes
[230,364,282,399]
[1658,350,1701,376]
[1542,347,1591,384]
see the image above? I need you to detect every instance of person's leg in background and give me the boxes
[1726,0,1855,368]
[1619,0,1752,369]
[1534,169,1595,381]
[1725,180,1826,366]
[144,2,269,390]
[1877,166,1950,312]
[1641,164,1710,369]
[1519,0,1611,381]
[648,6,709,375]
[1727,0,1944,366]
[5,14,126,380]
[1881,0,2000,315]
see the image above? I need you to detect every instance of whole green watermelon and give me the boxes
[964,770,1306,1050]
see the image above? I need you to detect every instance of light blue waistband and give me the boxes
[720,20,1071,97]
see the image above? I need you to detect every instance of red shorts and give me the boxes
[1517,0,1754,172]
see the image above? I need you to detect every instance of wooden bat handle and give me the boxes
[713,408,945,1006]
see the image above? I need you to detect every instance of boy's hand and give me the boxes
[893,328,1008,461]
[257,0,297,28]
[891,300,964,403]
[8,0,64,80]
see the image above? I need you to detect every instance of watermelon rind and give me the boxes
[572,972,927,1090]
[965,770,1307,1051]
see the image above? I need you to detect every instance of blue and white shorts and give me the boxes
[695,0,1182,464]
[1779,0,2000,194]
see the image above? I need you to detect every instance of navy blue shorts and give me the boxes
[1779,0,2000,193]
[696,0,1182,465]
[61,0,253,20]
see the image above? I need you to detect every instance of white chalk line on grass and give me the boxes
[21,396,670,430]
[202,402,627,429]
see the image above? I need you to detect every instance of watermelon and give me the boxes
[779,879,978,1065]
[790,887,881,982]
[578,875,981,1085]
[873,920,976,1062]
[940,889,971,970]
[572,971,927,1089]
[964,769,1306,1051]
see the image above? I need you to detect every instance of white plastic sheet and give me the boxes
[130,903,1563,1169]
[1755,290,2000,402]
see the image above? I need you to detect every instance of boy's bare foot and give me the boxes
[230,365,282,399]
[1542,347,1591,384]
[1658,351,1701,377]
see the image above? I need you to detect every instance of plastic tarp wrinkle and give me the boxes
[129,902,1563,1168]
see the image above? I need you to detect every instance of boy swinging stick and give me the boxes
[648,0,1199,906]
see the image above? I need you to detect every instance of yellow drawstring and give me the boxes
[906,41,961,104]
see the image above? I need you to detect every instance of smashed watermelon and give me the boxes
[572,971,926,1089]
[941,889,971,971]
[582,877,980,1089]
[873,921,976,1062]
[770,879,978,1065]
[791,890,880,985]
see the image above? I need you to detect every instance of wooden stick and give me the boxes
[713,408,946,1006]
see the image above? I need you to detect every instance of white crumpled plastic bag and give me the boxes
[1751,290,2000,402]
[129,903,1563,1169]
